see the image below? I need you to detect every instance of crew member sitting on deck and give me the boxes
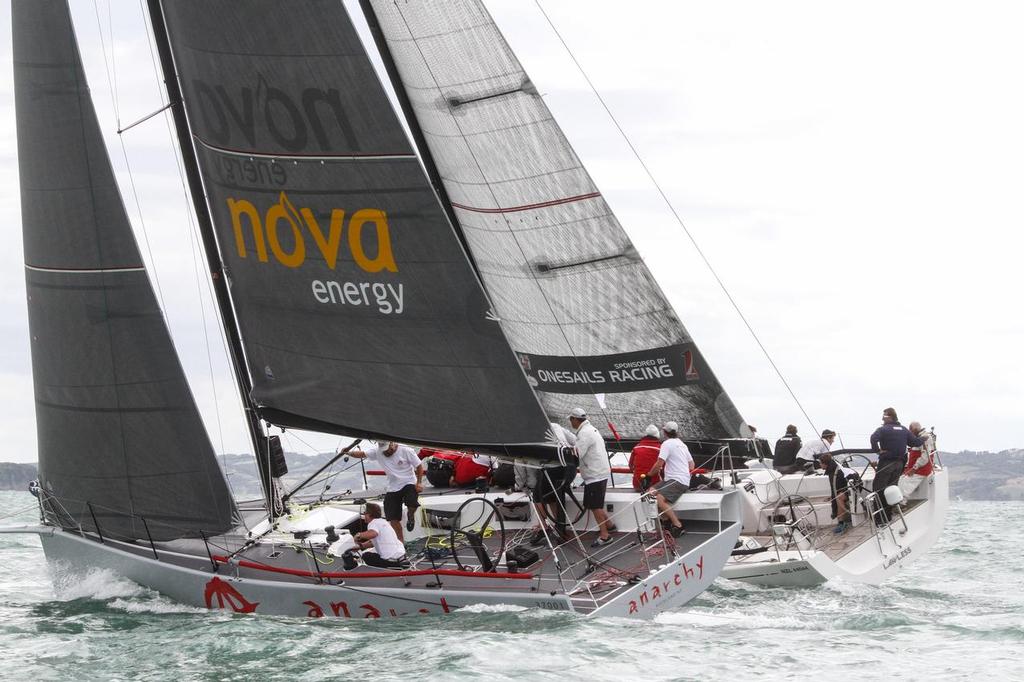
[794,429,837,471]
[569,407,614,548]
[870,408,922,524]
[347,441,424,542]
[899,421,936,498]
[773,425,803,473]
[629,424,662,491]
[646,421,694,537]
[354,503,409,569]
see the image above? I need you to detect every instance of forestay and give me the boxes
[363,0,746,440]
[156,0,553,456]
[13,0,238,540]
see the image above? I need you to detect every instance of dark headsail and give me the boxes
[13,0,238,540]
[364,0,748,441]
[154,0,553,456]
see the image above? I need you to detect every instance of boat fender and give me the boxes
[884,485,905,506]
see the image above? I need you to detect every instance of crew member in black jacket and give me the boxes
[773,425,802,473]
[870,407,922,523]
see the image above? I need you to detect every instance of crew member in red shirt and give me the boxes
[628,424,662,491]
[450,454,494,487]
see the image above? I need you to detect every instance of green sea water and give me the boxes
[1,492,1020,681]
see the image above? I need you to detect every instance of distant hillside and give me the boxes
[939,450,1024,501]
[2,449,1022,500]
[0,463,37,492]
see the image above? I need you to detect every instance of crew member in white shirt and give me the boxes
[794,429,837,470]
[347,441,423,542]
[646,421,695,536]
[568,408,614,547]
[354,502,408,568]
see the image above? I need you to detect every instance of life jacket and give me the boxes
[451,455,491,487]
[904,448,934,477]
[424,450,463,487]
[629,437,662,491]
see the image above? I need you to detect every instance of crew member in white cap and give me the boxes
[628,424,662,492]
[568,407,614,547]
[646,421,694,536]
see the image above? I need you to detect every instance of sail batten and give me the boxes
[14,0,238,541]
[156,0,553,456]
[365,0,747,440]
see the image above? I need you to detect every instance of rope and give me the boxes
[534,0,820,438]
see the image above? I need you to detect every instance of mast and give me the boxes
[144,0,275,512]
[358,0,484,282]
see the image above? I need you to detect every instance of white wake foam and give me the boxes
[50,566,147,602]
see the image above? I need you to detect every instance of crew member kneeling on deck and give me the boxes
[569,407,614,548]
[354,503,409,569]
[647,421,694,537]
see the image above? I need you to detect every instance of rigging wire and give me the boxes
[534,0,820,438]
[91,0,169,317]
[131,0,248,514]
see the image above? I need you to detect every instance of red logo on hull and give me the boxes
[204,577,259,613]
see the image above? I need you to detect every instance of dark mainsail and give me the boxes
[364,0,748,441]
[154,0,553,455]
[13,0,238,540]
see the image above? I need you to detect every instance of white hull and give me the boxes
[720,467,949,587]
[7,488,742,620]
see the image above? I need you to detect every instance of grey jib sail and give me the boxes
[364,0,747,441]
[156,0,553,455]
[13,0,238,540]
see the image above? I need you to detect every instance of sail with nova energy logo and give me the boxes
[154,0,553,456]
[13,0,238,540]
[361,0,748,443]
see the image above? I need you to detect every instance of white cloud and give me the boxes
[0,1,1019,462]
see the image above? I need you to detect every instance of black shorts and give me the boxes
[534,465,574,503]
[653,479,688,505]
[383,484,418,521]
[582,479,608,510]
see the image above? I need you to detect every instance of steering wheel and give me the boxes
[449,497,506,573]
[770,494,819,548]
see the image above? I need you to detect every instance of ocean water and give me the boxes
[1,491,1020,682]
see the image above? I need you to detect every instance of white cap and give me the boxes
[662,421,679,434]
[568,407,587,419]
[644,424,659,438]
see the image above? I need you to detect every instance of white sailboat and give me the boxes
[709,446,948,587]
[1,0,755,619]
